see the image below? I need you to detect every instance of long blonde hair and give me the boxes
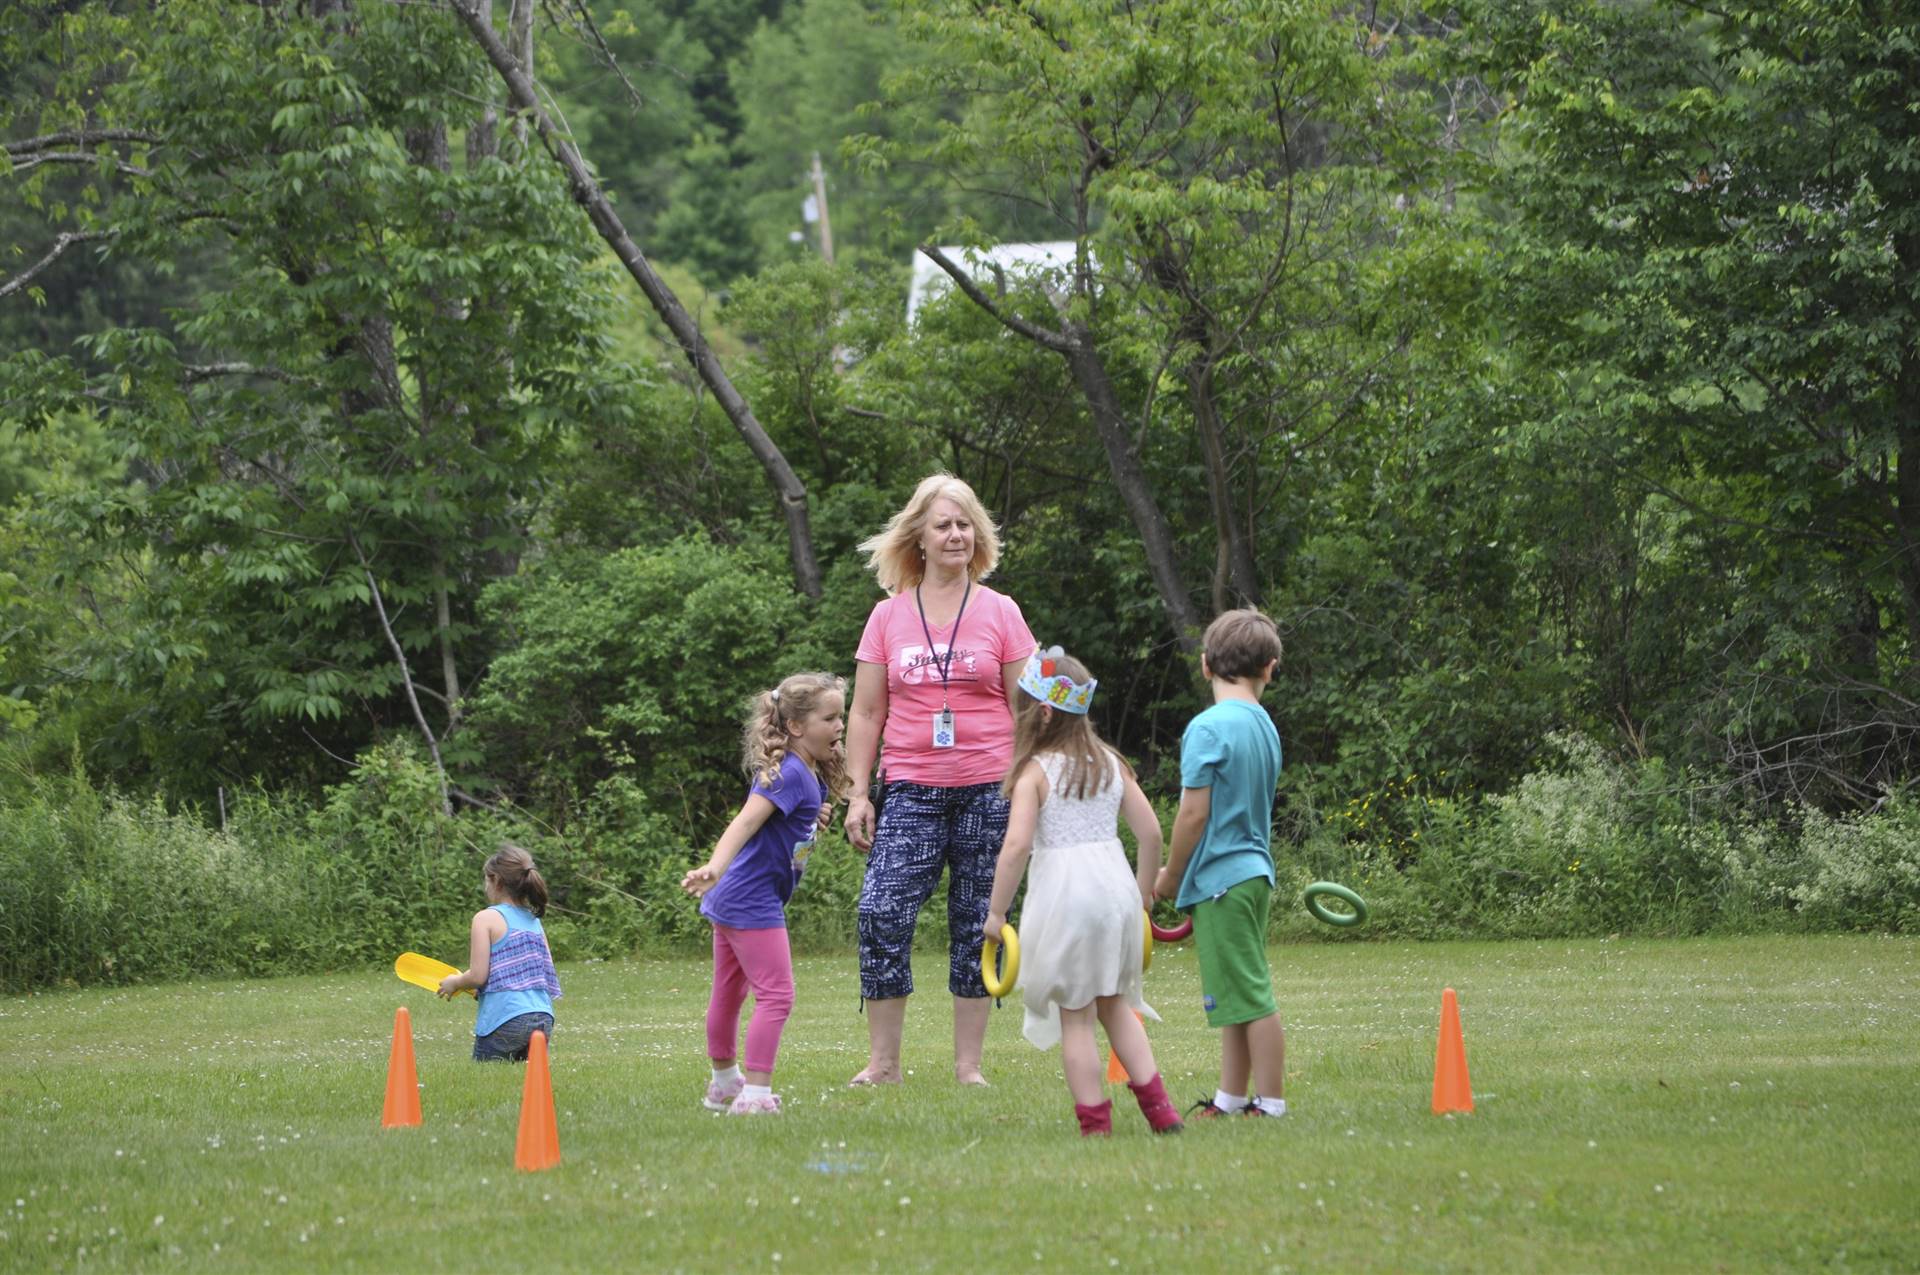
[857,473,1003,593]
[741,672,849,799]
[1002,650,1129,800]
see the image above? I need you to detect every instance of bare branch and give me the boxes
[538,0,645,112]
[4,128,159,157]
[5,152,152,179]
[918,244,1075,354]
[183,362,320,388]
[349,534,453,818]
[0,229,117,301]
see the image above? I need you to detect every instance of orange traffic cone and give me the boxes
[514,1030,561,1172]
[1431,987,1473,1115]
[1106,1010,1145,1084]
[382,1006,422,1128]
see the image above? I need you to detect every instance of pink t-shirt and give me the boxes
[855,585,1037,787]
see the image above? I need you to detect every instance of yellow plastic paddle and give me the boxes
[395,951,474,998]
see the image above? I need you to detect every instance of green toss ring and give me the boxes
[1303,880,1368,927]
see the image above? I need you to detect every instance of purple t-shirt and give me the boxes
[700,751,824,930]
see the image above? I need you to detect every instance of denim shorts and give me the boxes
[472,1011,555,1062]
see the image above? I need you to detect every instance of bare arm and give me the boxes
[682,794,778,898]
[438,908,507,997]
[842,659,889,851]
[983,763,1045,939]
[1155,785,1212,901]
[1119,769,1164,908]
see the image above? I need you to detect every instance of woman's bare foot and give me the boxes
[848,1065,903,1086]
[955,1069,989,1086]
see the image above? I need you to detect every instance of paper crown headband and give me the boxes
[1017,646,1096,714]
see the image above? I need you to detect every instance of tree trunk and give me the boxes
[447,0,822,599]
[506,0,534,156]
[1188,360,1263,609]
[1063,335,1204,651]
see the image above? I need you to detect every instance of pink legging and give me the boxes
[705,924,796,1075]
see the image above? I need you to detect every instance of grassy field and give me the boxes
[4,934,1918,1273]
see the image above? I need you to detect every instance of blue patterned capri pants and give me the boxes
[858,779,1009,1000]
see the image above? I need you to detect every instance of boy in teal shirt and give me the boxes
[1154,609,1286,1118]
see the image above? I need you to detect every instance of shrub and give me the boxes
[0,769,304,990]
[1712,799,1920,932]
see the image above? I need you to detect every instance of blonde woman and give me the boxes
[844,474,1036,1086]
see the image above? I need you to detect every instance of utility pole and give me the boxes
[809,151,835,265]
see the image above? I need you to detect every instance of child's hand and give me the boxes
[682,863,719,898]
[1153,867,1177,901]
[983,909,1008,943]
[436,972,464,1000]
[815,802,834,833]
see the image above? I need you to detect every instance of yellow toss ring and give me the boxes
[1141,910,1153,974]
[982,924,1020,997]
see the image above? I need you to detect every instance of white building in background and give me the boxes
[905,241,1083,325]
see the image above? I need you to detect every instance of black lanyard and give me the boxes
[914,578,972,709]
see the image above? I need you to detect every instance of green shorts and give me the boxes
[1192,877,1278,1027]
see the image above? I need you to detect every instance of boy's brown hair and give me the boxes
[1202,609,1283,682]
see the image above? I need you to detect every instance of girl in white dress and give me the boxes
[983,647,1184,1136]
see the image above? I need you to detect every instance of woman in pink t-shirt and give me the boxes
[843,473,1036,1086]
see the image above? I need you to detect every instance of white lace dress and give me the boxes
[1016,752,1159,1050]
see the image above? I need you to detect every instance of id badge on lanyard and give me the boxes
[917,580,971,752]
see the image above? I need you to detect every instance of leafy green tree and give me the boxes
[2,0,639,801]
[1466,0,1920,803]
[870,0,1432,651]
[652,131,760,282]
[734,0,959,263]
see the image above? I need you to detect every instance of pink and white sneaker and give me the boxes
[727,1092,782,1116]
[702,1075,745,1112]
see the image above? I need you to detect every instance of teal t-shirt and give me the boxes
[1174,699,1282,909]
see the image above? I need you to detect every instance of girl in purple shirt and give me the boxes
[682,672,847,1115]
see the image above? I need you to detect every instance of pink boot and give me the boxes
[1074,1099,1113,1137]
[1127,1072,1185,1134]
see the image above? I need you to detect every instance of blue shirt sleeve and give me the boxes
[1180,720,1225,790]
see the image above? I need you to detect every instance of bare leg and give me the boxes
[850,996,906,1085]
[1060,1005,1104,1105]
[1096,997,1158,1082]
[1245,1011,1286,1098]
[953,995,990,1085]
[1219,1021,1251,1099]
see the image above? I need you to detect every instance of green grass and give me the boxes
[4,935,1918,1272]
